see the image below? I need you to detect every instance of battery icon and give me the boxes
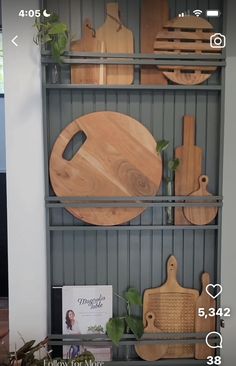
[206,10,221,17]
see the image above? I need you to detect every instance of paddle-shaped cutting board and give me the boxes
[96,3,134,85]
[141,0,169,85]
[50,111,162,226]
[184,175,218,225]
[135,312,168,361]
[195,273,216,359]
[143,256,199,358]
[175,116,203,225]
[71,19,106,84]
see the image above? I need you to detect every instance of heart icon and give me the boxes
[206,284,223,299]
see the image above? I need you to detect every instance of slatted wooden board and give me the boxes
[154,16,220,85]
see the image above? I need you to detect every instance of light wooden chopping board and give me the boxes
[96,2,134,85]
[71,18,106,84]
[143,256,199,358]
[175,116,203,225]
[50,111,162,226]
[141,0,169,85]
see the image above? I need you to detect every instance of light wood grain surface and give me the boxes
[135,312,168,361]
[184,175,218,225]
[50,111,162,226]
[71,19,106,85]
[96,3,134,85]
[143,256,199,358]
[154,16,219,85]
[140,0,169,85]
[175,115,203,225]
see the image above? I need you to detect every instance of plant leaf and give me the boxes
[168,158,180,172]
[125,316,144,339]
[124,288,142,306]
[106,318,125,346]
[156,140,170,154]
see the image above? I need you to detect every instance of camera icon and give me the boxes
[210,33,226,49]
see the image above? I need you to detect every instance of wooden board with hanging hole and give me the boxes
[70,18,106,85]
[143,256,199,358]
[154,16,221,85]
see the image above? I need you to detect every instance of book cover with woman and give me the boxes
[62,285,112,361]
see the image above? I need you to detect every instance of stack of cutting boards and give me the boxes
[136,256,216,361]
[175,115,218,225]
[71,3,134,85]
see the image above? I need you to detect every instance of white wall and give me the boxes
[221,0,236,364]
[2,0,47,348]
[0,96,5,172]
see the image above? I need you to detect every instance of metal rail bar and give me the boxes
[42,58,225,66]
[45,84,222,90]
[46,202,222,208]
[48,225,219,232]
[46,196,223,201]
[41,51,225,60]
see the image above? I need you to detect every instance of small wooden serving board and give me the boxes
[135,312,168,361]
[184,175,218,225]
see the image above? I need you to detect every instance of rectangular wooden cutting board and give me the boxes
[143,256,199,358]
[175,115,203,225]
[141,0,169,85]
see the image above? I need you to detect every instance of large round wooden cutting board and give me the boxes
[50,111,162,225]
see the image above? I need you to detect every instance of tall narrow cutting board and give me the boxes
[71,19,106,84]
[141,0,169,85]
[143,256,199,358]
[96,3,134,85]
[175,116,203,225]
[50,111,162,226]
[195,273,216,359]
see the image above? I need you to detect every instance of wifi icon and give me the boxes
[193,9,203,17]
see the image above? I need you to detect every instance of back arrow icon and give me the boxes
[11,35,18,47]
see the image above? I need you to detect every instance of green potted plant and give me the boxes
[34,13,69,83]
[106,288,143,359]
[156,140,180,224]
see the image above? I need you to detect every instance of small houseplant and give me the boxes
[34,13,69,83]
[106,288,143,346]
[156,140,180,224]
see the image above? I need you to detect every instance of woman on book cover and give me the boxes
[65,309,82,358]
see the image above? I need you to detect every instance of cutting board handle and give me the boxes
[201,272,210,292]
[53,120,85,160]
[183,115,196,147]
[198,175,209,193]
[145,312,156,330]
[166,256,178,285]
[106,3,120,20]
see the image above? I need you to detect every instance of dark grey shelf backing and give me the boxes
[44,0,225,361]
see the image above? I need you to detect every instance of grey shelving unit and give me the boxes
[41,0,226,365]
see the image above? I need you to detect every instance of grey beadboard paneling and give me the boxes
[45,1,223,360]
